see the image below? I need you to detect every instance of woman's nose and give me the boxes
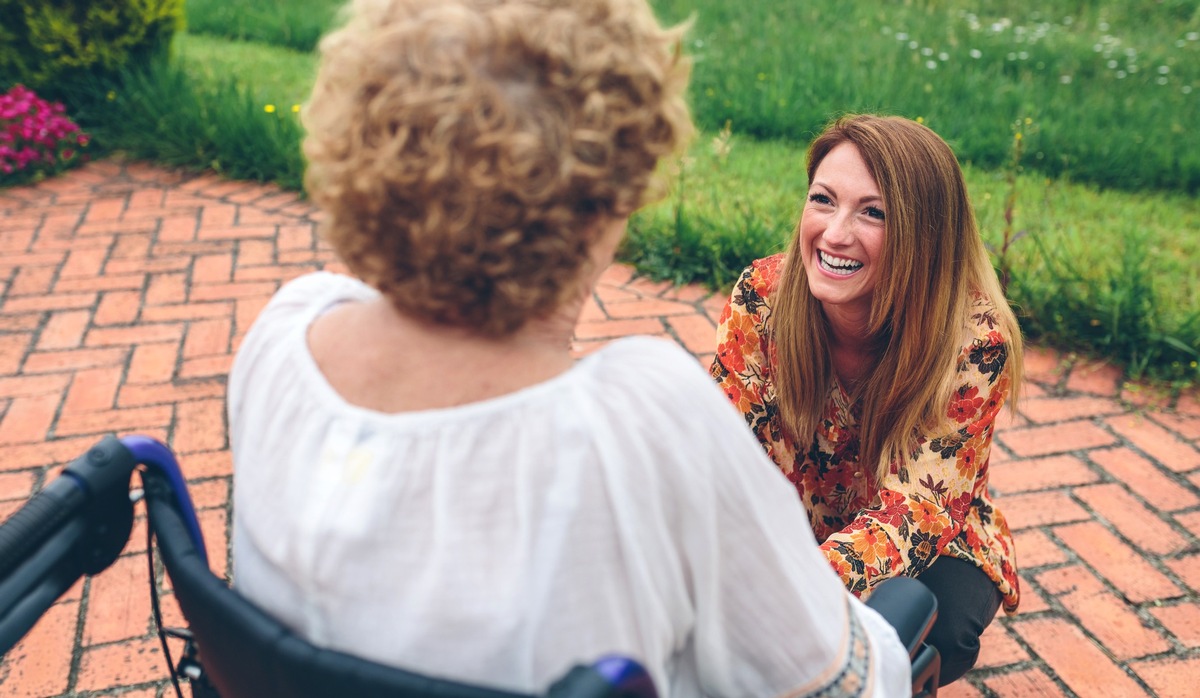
[822,212,855,245]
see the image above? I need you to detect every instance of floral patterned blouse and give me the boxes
[711,254,1020,614]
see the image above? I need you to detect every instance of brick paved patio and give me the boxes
[1,158,1199,697]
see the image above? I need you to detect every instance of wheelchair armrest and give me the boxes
[864,577,937,659]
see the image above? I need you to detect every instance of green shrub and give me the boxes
[0,0,186,94]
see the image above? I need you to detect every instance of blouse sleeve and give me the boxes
[709,263,779,451]
[819,329,1012,596]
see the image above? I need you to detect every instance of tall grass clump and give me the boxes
[66,58,305,190]
[185,0,343,52]
[649,0,1200,193]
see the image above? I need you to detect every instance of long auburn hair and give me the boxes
[772,114,1023,479]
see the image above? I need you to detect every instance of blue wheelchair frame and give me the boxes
[0,435,938,697]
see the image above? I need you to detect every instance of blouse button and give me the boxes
[853,471,863,478]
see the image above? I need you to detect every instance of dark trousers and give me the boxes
[914,556,1002,685]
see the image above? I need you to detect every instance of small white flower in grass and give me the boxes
[921,47,933,56]
[970,49,982,59]
[1060,75,1072,84]
[1128,64,1138,73]
[926,60,937,70]
[1063,16,1074,26]
[1099,21,1110,31]
[1125,48,1137,57]
[1107,60,1119,69]
[1178,40,1187,48]
[938,52,949,61]
[1158,66,1170,75]
[1018,51,1029,60]
[908,41,919,50]
[1188,32,1199,41]
[1183,85,1194,94]
[896,32,908,41]
[1007,52,1017,61]
[882,26,893,35]
[1116,70,1127,79]
[1157,77,1169,85]
[1093,43,1104,52]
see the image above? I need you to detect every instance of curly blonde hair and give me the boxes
[303,0,693,335]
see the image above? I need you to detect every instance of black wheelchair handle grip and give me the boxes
[0,475,88,575]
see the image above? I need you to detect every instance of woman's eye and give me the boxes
[866,206,886,221]
[808,193,832,205]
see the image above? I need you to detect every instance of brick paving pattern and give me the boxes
[1,159,1199,697]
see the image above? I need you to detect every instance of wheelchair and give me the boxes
[0,435,940,697]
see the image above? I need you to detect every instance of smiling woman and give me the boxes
[711,113,1025,686]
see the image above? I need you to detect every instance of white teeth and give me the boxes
[818,250,863,275]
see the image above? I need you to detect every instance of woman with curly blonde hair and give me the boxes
[712,114,1024,685]
[228,2,909,695]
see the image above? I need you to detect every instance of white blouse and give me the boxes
[228,273,909,697]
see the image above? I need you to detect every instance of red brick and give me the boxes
[0,332,32,375]
[975,620,1028,668]
[83,554,151,645]
[158,215,198,242]
[238,238,277,267]
[105,256,191,275]
[1148,411,1200,440]
[991,491,1090,529]
[94,290,142,326]
[0,600,79,697]
[4,291,96,313]
[574,318,664,341]
[666,314,718,355]
[139,301,232,323]
[1088,447,1198,511]
[1133,656,1200,698]
[189,281,277,302]
[0,313,40,332]
[62,367,123,414]
[603,297,696,319]
[179,354,234,379]
[109,232,153,260]
[183,318,232,358]
[277,224,315,250]
[84,196,127,223]
[59,244,110,279]
[119,380,225,408]
[54,405,173,438]
[1012,529,1068,568]
[198,224,278,241]
[0,467,34,500]
[0,374,70,399]
[0,436,105,473]
[37,309,91,350]
[998,420,1118,458]
[1037,565,1171,659]
[982,668,1068,698]
[172,399,227,454]
[199,508,229,579]
[8,264,56,295]
[1064,358,1123,397]
[1107,413,1200,473]
[598,263,636,286]
[177,450,233,479]
[0,393,60,445]
[1149,602,1200,648]
[188,477,231,510]
[86,323,184,347]
[54,272,145,293]
[1166,554,1200,594]
[74,637,165,692]
[1073,483,1188,555]
[145,271,188,305]
[1054,521,1183,603]
[126,341,180,384]
[235,264,320,282]
[1023,345,1065,386]
[989,454,1098,494]
[192,252,233,284]
[1018,395,1123,424]
[1011,616,1146,697]
[234,295,273,335]
[1175,510,1200,540]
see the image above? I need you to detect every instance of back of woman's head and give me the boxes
[304,0,693,335]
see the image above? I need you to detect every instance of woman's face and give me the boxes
[799,141,886,322]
